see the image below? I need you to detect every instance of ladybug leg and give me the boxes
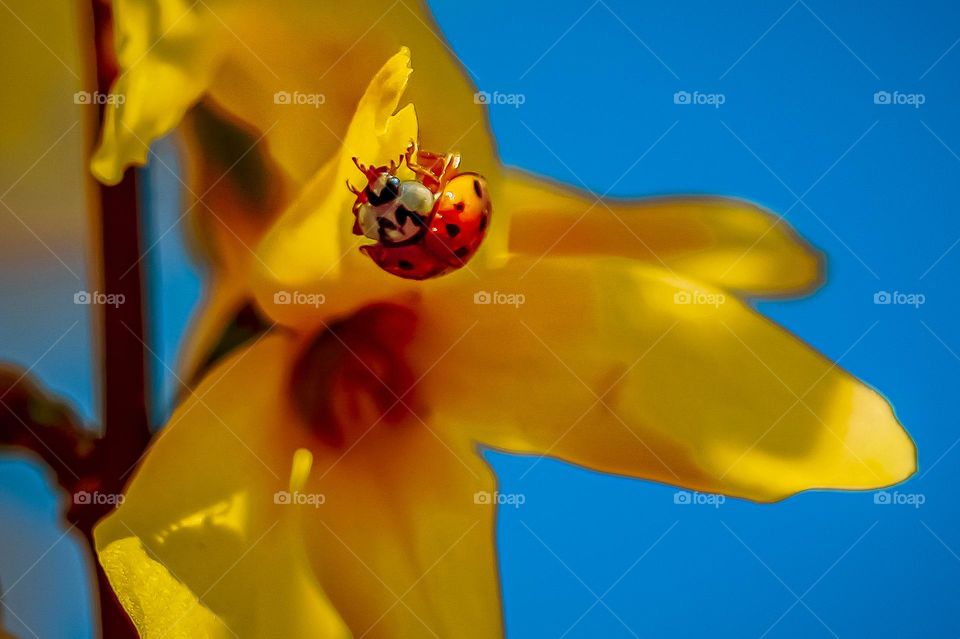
[403,140,435,182]
[404,139,419,165]
[404,143,462,194]
[434,152,462,193]
[404,140,445,181]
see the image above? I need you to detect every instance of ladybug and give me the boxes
[348,143,492,280]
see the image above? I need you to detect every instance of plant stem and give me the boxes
[87,0,151,636]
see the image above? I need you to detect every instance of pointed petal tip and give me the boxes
[740,383,917,504]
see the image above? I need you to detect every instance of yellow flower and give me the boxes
[90,0,821,384]
[94,48,915,638]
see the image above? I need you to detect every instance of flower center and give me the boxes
[289,303,424,448]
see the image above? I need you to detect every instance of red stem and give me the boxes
[87,0,151,636]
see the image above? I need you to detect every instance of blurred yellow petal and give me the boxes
[91,0,231,184]
[504,169,823,297]
[175,102,289,383]
[408,257,914,502]
[200,2,497,187]
[94,335,350,637]
[92,0,497,188]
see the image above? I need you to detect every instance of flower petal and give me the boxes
[410,257,914,502]
[94,334,350,637]
[255,48,418,284]
[504,169,823,296]
[91,0,498,188]
[174,102,290,383]
[199,2,498,186]
[91,0,231,184]
[301,416,504,638]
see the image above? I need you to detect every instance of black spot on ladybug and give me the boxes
[454,246,470,260]
[479,214,488,232]
[397,260,415,271]
[473,179,483,198]
[366,175,401,206]
[396,207,426,228]
[454,201,465,212]
[378,217,397,231]
[446,223,461,238]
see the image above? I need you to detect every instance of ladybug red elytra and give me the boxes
[347,143,492,280]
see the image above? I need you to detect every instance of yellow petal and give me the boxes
[504,169,823,296]
[174,102,290,383]
[201,3,497,187]
[94,334,350,637]
[255,48,418,284]
[91,0,231,184]
[91,0,498,189]
[409,257,914,502]
[301,413,504,638]
[96,325,504,636]
[97,538,231,638]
